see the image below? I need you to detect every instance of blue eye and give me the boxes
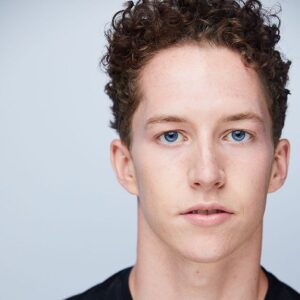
[159,131,182,144]
[228,130,251,142]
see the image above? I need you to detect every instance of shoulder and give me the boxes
[263,266,300,300]
[65,267,133,300]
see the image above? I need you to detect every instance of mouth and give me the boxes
[180,204,234,227]
[189,209,226,215]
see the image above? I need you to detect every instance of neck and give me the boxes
[129,206,268,300]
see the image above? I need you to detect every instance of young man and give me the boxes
[67,0,299,299]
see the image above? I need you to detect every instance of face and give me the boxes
[111,44,290,263]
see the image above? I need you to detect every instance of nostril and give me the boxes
[191,178,225,189]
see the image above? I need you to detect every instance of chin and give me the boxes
[175,239,233,264]
[183,251,229,264]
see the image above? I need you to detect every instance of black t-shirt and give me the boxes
[66,266,299,300]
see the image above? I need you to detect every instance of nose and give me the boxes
[188,142,225,191]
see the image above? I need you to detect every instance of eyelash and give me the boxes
[157,129,254,145]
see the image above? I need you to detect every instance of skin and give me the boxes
[110,44,290,300]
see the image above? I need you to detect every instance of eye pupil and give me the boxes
[232,130,246,141]
[164,131,178,143]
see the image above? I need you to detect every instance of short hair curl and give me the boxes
[101,0,291,149]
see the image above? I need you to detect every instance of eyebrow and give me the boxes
[221,112,264,124]
[144,112,264,129]
[145,115,189,129]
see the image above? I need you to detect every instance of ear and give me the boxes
[110,139,139,196]
[268,138,290,193]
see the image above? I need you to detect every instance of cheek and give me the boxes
[132,145,185,214]
[133,160,175,237]
[227,147,273,213]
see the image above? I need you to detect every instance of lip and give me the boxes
[180,203,234,227]
[181,203,234,215]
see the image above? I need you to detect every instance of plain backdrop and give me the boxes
[0,1,299,299]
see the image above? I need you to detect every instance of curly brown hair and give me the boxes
[101,0,291,149]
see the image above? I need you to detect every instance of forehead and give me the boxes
[132,43,271,131]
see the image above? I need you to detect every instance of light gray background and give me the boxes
[0,1,299,299]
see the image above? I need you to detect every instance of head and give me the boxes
[103,0,291,262]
